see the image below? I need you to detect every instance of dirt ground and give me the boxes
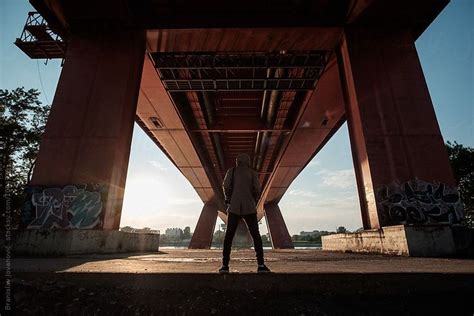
[5,250,474,315]
[7,249,474,274]
[10,276,474,315]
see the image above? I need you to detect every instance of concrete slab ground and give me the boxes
[4,250,474,315]
[7,249,474,274]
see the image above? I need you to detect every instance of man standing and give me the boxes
[219,153,270,273]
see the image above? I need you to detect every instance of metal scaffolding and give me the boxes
[152,52,329,91]
[15,12,67,59]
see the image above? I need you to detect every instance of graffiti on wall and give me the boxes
[376,179,464,225]
[22,185,105,229]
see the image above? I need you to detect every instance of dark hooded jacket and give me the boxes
[223,154,261,215]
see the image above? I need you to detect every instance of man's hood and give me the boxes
[236,153,251,167]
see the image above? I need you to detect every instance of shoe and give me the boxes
[219,266,229,274]
[257,265,271,273]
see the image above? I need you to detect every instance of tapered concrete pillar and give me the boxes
[337,27,463,229]
[233,221,253,248]
[189,201,218,249]
[265,203,294,249]
[23,30,146,230]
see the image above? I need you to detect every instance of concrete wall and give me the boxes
[405,225,456,257]
[13,230,159,256]
[322,225,456,257]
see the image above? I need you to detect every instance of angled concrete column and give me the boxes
[24,30,146,230]
[337,27,463,229]
[189,201,218,249]
[233,221,253,248]
[265,203,294,249]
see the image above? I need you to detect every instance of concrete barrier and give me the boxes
[12,230,160,256]
[322,225,456,257]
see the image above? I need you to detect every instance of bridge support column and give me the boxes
[232,221,253,248]
[23,30,146,230]
[265,203,294,249]
[189,201,218,249]
[328,27,463,256]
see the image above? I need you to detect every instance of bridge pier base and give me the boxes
[13,230,160,256]
[322,225,456,257]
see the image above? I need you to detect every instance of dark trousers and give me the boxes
[222,212,264,266]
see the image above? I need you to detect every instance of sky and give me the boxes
[1,0,472,235]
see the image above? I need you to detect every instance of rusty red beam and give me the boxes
[191,129,290,133]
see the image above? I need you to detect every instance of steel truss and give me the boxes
[15,12,66,59]
[152,52,328,91]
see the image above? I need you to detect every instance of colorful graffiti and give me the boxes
[24,185,104,229]
[377,179,464,225]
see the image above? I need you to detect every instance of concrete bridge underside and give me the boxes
[19,0,464,254]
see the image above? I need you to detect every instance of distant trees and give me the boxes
[291,230,335,243]
[183,226,191,239]
[212,229,270,245]
[0,88,50,227]
[213,229,225,243]
[446,141,474,228]
[336,226,347,234]
[121,226,134,233]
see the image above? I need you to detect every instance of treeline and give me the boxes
[160,226,192,242]
[291,232,332,243]
[1,88,50,228]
